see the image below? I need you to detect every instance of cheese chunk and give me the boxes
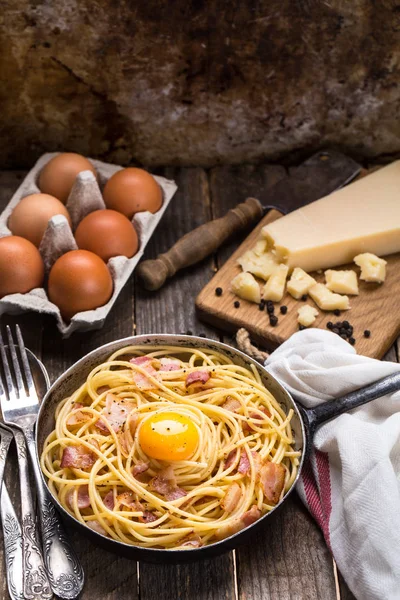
[287,267,317,299]
[262,264,289,302]
[231,272,261,303]
[253,238,268,256]
[325,269,359,295]
[354,253,387,283]
[297,305,319,327]
[309,283,350,311]
[261,161,400,272]
[237,248,279,280]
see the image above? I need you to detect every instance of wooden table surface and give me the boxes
[0,164,397,600]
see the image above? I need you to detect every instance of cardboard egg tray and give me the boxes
[0,153,177,337]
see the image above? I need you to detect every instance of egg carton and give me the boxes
[0,153,177,337]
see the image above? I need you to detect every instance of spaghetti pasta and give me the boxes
[40,345,300,549]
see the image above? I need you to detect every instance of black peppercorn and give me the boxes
[332,327,339,334]
[267,304,274,314]
[364,330,371,338]
[215,287,223,297]
[327,321,333,330]
[269,315,278,326]
[259,302,265,311]
[301,294,308,301]
[333,309,341,316]
[280,305,288,315]
[186,330,193,335]
[343,321,350,329]
[299,324,306,330]
[199,332,206,337]
[349,337,356,345]
[234,301,240,308]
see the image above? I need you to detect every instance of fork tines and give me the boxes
[0,325,38,406]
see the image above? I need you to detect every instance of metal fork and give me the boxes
[0,326,84,599]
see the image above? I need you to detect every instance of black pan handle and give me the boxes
[298,371,400,440]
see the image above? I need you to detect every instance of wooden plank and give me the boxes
[209,164,338,600]
[196,209,400,360]
[135,167,237,600]
[40,276,139,599]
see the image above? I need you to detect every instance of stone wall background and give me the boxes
[1,0,400,168]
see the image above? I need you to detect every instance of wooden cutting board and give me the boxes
[196,209,400,359]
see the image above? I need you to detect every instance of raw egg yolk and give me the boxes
[139,412,199,461]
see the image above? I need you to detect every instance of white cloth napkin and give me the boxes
[265,329,400,600]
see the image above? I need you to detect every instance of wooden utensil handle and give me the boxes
[137,197,263,291]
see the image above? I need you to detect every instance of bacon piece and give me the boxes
[117,429,133,457]
[130,355,153,366]
[130,358,161,390]
[221,483,242,512]
[97,386,110,395]
[243,408,271,432]
[221,396,241,412]
[61,444,97,470]
[140,510,158,523]
[185,370,210,389]
[215,504,261,540]
[260,462,285,505]
[95,393,135,433]
[241,505,262,526]
[165,487,187,501]
[66,403,92,427]
[149,465,187,501]
[251,451,263,476]
[116,491,137,508]
[128,413,139,436]
[224,449,238,470]
[132,461,149,477]
[86,520,107,536]
[159,358,181,371]
[237,450,251,475]
[66,485,90,510]
[180,534,202,548]
[103,491,115,510]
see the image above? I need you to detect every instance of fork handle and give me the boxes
[24,426,85,600]
[1,483,24,600]
[14,429,52,600]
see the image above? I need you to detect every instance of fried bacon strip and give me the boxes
[149,465,187,501]
[61,443,98,471]
[260,462,286,505]
[95,393,135,433]
[215,505,261,540]
[221,483,242,512]
[185,371,210,390]
[66,485,91,510]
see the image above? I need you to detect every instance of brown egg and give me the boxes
[48,250,113,320]
[8,193,71,247]
[103,168,163,219]
[39,153,97,204]
[0,236,44,298]
[75,210,139,262]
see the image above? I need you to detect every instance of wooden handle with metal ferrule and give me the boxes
[137,197,263,291]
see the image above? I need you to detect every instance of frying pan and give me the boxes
[35,334,400,564]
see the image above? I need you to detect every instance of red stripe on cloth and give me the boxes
[316,450,332,550]
[302,457,324,527]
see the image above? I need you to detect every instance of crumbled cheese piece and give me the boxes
[262,264,289,302]
[237,248,279,280]
[325,269,359,295]
[231,272,261,304]
[297,305,319,327]
[354,253,387,283]
[309,283,350,311]
[253,238,268,256]
[287,268,317,299]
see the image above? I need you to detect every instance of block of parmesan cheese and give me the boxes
[261,161,400,273]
